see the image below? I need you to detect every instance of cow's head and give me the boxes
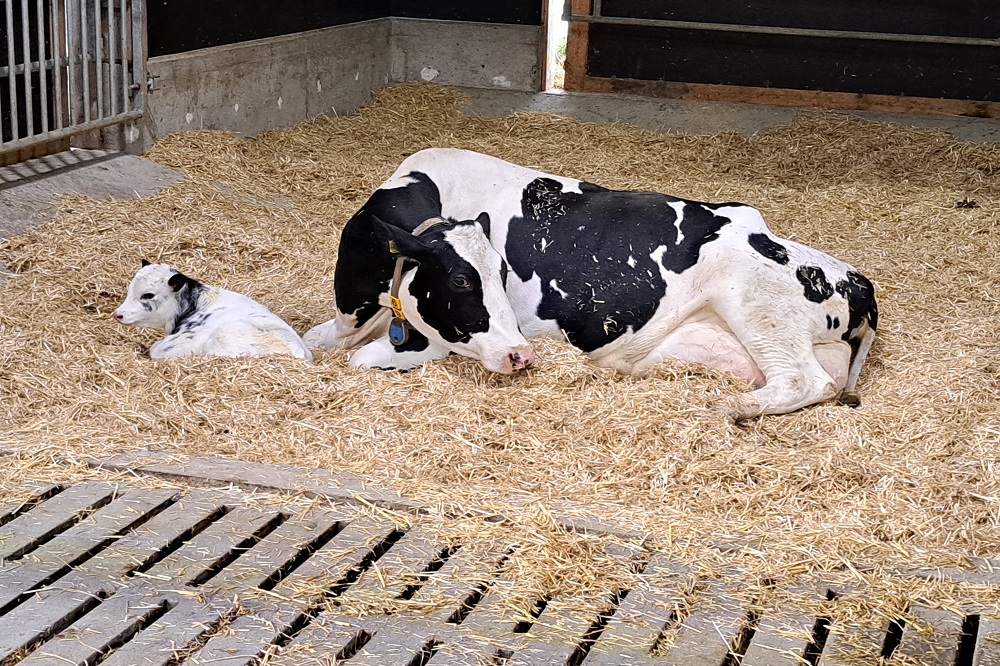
[113,261,200,331]
[374,214,534,374]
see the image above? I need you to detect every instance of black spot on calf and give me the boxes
[747,233,790,265]
[796,265,835,303]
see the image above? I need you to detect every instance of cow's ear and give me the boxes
[141,259,151,267]
[371,216,430,261]
[475,212,491,239]
[167,272,189,292]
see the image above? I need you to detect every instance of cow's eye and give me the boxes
[452,275,472,290]
[140,293,154,300]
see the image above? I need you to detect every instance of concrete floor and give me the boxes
[2,87,998,281]
[463,88,1000,143]
[0,149,182,281]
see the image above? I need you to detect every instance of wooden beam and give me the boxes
[578,75,1000,118]
[563,0,592,91]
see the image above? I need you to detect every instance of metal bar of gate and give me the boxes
[79,0,89,122]
[567,13,1000,49]
[2,0,144,155]
[36,0,49,132]
[93,0,102,118]
[5,0,19,141]
[131,0,143,112]
[107,0,115,115]
[65,0,75,125]
[0,108,140,152]
[51,0,63,128]
[20,0,34,137]
[118,0,126,112]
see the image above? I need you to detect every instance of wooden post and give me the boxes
[563,0,591,91]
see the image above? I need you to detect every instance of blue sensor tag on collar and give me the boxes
[389,317,410,346]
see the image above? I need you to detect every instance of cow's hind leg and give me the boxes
[716,309,839,420]
[350,330,450,372]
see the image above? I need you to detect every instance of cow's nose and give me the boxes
[508,346,535,371]
[113,312,124,322]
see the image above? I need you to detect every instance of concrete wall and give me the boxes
[390,18,541,92]
[128,18,541,151]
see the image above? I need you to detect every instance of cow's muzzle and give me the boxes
[504,345,535,373]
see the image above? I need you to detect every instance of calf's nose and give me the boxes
[113,312,124,322]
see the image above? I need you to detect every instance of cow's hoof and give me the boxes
[715,396,759,423]
[837,391,862,408]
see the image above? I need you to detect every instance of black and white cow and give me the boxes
[305,148,877,419]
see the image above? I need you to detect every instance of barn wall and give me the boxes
[143,21,392,141]
[131,3,543,152]
[578,1,1000,104]
[147,1,542,56]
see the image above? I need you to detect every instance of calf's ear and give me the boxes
[475,212,491,238]
[371,215,431,261]
[141,259,151,267]
[167,272,190,292]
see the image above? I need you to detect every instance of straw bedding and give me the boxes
[1,83,999,648]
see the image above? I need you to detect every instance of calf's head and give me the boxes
[376,214,534,374]
[113,261,200,331]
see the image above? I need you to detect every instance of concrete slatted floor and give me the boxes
[0,456,998,666]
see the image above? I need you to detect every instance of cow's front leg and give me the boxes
[349,329,450,371]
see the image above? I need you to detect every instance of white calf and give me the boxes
[114,262,312,361]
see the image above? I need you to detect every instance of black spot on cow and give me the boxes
[169,274,206,333]
[748,233,790,265]
[836,270,878,341]
[505,178,732,352]
[795,265,835,303]
[334,171,445,327]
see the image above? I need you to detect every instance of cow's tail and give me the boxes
[838,279,878,407]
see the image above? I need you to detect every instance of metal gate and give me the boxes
[0,0,145,157]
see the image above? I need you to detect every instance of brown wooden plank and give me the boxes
[72,490,227,580]
[137,505,284,586]
[587,553,692,665]
[185,600,303,666]
[0,488,175,611]
[973,616,1000,666]
[449,579,538,662]
[329,525,446,611]
[579,75,1000,118]
[273,514,401,605]
[658,576,747,666]
[512,597,610,665]
[202,509,345,593]
[97,451,420,512]
[267,616,369,666]
[891,605,964,665]
[401,543,508,622]
[819,620,886,666]
[741,583,827,666]
[0,586,109,660]
[0,484,60,525]
[16,589,171,666]
[99,595,229,666]
[348,621,442,666]
[563,0,592,91]
[0,481,119,561]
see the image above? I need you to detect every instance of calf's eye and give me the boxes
[140,293,154,300]
[453,275,472,290]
